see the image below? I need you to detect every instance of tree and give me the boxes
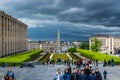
[90,38,102,52]
[80,42,89,50]
[68,47,76,53]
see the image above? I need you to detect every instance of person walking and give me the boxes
[111,58,114,67]
[96,60,98,66]
[70,68,79,80]
[103,70,107,80]
[103,59,107,67]
[54,68,63,80]
[63,69,71,80]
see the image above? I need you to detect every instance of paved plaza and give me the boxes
[0,63,120,80]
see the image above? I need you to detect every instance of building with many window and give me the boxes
[89,35,120,55]
[0,11,27,57]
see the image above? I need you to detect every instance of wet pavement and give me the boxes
[0,64,120,80]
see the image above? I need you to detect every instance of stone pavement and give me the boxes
[0,63,120,80]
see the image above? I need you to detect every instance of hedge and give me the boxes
[0,50,43,62]
[77,49,120,64]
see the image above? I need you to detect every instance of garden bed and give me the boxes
[51,54,69,62]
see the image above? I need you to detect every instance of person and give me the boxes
[70,68,79,80]
[95,68,102,80]
[108,60,111,66]
[77,68,81,75]
[103,59,107,67]
[63,69,71,80]
[79,69,86,80]
[89,63,92,70]
[111,58,114,67]
[5,68,15,80]
[84,65,90,76]
[96,60,98,66]
[90,69,97,80]
[103,70,107,80]
[54,68,63,80]
[82,59,86,67]
[84,65,90,80]
[67,65,72,74]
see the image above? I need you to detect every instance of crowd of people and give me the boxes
[3,59,111,80]
[54,60,107,80]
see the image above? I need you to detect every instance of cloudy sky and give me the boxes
[0,0,120,41]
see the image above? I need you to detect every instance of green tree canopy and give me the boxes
[90,38,102,52]
[80,42,89,50]
[68,47,76,53]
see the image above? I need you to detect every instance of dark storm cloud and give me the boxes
[1,0,120,41]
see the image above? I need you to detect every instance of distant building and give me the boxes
[28,30,77,53]
[0,11,27,57]
[89,35,120,55]
[41,41,59,53]
[28,41,42,50]
[42,29,61,53]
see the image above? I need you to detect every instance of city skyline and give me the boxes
[1,0,120,41]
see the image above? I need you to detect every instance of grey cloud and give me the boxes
[1,0,120,41]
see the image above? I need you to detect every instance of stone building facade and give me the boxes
[28,41,42,50]
[0,11,27,57]
[89,35,120,55]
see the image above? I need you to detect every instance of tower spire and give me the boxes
[57,29,61,53]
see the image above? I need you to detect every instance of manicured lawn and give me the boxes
[0,50,42,62]
[77,49,120,64]
[51,53,69,61]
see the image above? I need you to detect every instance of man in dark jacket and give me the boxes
[84,65,90,80]
[95,68,102,80]
[70,68,79,80]
[90,69,97,80]
[79,69,86,80]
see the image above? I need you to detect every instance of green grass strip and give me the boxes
[0,50,42,62]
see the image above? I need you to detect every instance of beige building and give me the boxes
[0,11,27,57]
[42,41,59,53]
[28,41,42,50]
[89,35,120,55]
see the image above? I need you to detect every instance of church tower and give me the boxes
[57,29,61,53]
